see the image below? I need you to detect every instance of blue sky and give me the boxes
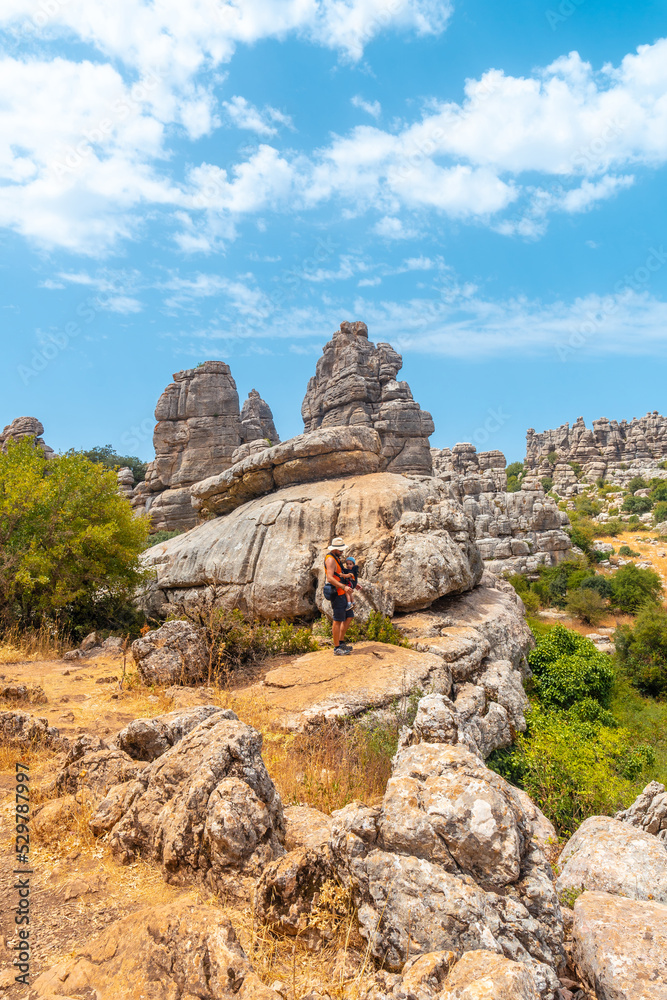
[1,0,666,463]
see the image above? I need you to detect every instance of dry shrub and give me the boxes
[0,623,71,663]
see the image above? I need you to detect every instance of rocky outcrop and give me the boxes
[191,426,382,517]
[571,891,667,1000]
[55,742,142,802]
[0,416,54,457]
[116,704,237,761]
[525,411,667,491]
[301,321,434,475]
[140,472,483,621]
[556,815,667,903]
[0,710,63,749]
[130,619,209,686]
[437,949,550,1000]
[433,443,572,575]
[94,716,285,881]
[131,362,279,532]
[31,901,281,1000]
[616,780,667,842]
[116,466,135,497]
[260,744,562,988]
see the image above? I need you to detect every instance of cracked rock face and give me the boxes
[140,472,483,620]
[116,704,237,761]
[616,780,667,842]
[94,716,285,881]
[301,321,435,475]
[130,619,209,686]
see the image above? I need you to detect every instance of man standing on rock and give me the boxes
[325,537,354,655]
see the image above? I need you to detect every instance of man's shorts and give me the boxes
[331,592,354,622]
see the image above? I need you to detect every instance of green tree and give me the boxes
[0,439,149,630]
[616,604,667,699]
[506,461,524,493]
[653,501,667,525]
[565,588,607,626]
[611,563,663,614]
[626,476,648,494]
[81,444,148,483]
[622,494,653,515]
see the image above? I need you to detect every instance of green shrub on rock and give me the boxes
[528,625,614,708]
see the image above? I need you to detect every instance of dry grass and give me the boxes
[220,689,395,812]
[0,624,71,664]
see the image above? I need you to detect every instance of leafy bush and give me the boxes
[567,515,595,554]
[568,461,582,478]
[532,559,589,608]
[0,439,149,633]
[649,482,667,503]
[611,563,663,613]
[316,611,409,647]
[145,529,182,547]
[580,575,614,600]
[528,625,614,708]
[547,450,559,465]
[573,495,602,517]
[541,477,554,492]
[81,444,148,482]
[622,494,653,515]
[618,544,640,557]
[488,705,655,835]
[506,461,524,493]
[601,518,626,537]
[626,476,648,494]
[565,588,607,626]
[653,501,667,525]
[521,591,541,614]
[616,604,667,699]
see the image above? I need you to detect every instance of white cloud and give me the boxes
[351,95,381,119]
[374,216,420,239]
[222,96,293,136]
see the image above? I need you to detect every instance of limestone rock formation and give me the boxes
[116,466,135,497]
[131,362,279,532]
[571,891,667,1000]
[438,949,549,1000]
[433,443,572,575]
[55,744,142,803]
[130,619,209,686]
[95,715,285,881]
[0,416,54,457]
[284,805,333,852]
[301,321,435,474]
[0,710,63,750]
[615,780,667,842]
[556,815,667,903]
[192,426,382,517]
[116,704,237,761]
[140,472,483,621]
[525,411,667,490]
[31,901,281,1000]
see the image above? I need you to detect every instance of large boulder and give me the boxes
[571,890,667,1000]
[94,716,285,882]
[556,815,667,903]
[130,619,209,686]
[301,320,435,474]
[140,472,483,620]
[616,780,667,843]
[438,949,549,1000]
[30,901,281,1000]
[191,426,382,517]
[55,742,142,802]
[116,704,237,761]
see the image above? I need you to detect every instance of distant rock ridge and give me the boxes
[301,320,435,475]
[525,411,667,490]
[0,416,54,458]
[432,443,572,575]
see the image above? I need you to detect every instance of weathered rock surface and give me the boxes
[95,716,285,881]
[439,949,547,1000]
[255,845,339,948]
[0,415,54,457]
[616,780,667,843]
[557,815,667,902]
[116,704,237,761]
[433,443,572,574]
[130,619,209,686]
[140,472,483,620]
[31,901,281,1000]
[0,710,63,749]
[55,745,142,802]
[332,745,563,979]
[572,890,667,1000]
[257,642,451,728]
[284,805,333,852]
[240,387,280,447]
[191,426,382,517]
[301,321,435,474]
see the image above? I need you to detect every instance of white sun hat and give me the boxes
[327,536,347,552]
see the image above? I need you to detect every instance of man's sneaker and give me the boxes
[340,640,354,648]
[334,645,351,655]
